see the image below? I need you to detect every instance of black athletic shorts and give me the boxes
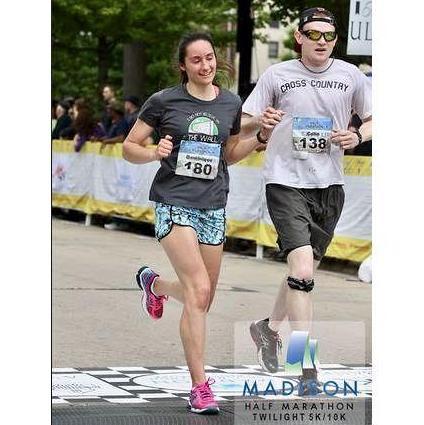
[265,183,345,260]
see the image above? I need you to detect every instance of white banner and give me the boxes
[347,0,372,56]
[52,141,371,261]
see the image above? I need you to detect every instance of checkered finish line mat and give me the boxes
[52,364,372,405]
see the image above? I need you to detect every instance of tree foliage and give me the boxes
[280,26,299,62]
[52,0,369,112]
[52,0,237,109]
[258,0,371,65]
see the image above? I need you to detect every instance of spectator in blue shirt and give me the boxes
[124,95,155,145]
[124,95,141,129]
[101,101,129,145]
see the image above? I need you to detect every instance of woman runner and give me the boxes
[122,32,279,414]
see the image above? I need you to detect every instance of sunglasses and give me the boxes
[300,29,337,42]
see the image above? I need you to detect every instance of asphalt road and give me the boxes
[53,217,371,368]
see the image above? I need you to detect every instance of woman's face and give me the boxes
[180,39,216,86]
[71,105,78,119]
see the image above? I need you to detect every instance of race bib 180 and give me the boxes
[175,140,221,180]
[292,116,333,153]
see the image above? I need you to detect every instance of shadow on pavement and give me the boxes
[53,399,372,425]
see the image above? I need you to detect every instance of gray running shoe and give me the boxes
[249,320,282,373]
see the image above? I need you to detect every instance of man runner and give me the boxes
[241,7,372,390]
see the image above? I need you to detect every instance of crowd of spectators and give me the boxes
[51,85,154,152]
[53,73,371,156]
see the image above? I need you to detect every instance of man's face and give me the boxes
[56,104,66,118]
[102,86,114,102]
[124,101,136,114]
[295,20,337,67]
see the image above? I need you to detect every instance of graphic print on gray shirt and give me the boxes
[138,85,242,209]
[242,59,372,188]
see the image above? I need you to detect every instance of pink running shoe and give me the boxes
[188,378,219,414]
[136,266,168,320]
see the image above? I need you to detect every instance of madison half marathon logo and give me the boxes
[286,330,319,375]
[243,331,359,397]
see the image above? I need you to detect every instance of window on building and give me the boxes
[268,41,279,58]
[269,20,280,29]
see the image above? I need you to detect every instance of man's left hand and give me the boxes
[330,129,360,150]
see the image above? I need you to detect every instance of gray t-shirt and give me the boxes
[139,85,242,208]
[243,59,372,188]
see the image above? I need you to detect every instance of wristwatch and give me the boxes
[256,130,268,144]
[353,129,363,145]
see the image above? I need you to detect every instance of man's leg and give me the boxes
[288,246,327,393]
[269,253,320,332]
[251,184,319,372]
[285,245,314,329]
[251,246,320,373]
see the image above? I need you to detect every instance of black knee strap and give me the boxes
[287,276,314,292]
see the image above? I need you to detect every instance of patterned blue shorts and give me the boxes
[155,203,226,245]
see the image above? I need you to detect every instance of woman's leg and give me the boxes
[154,242,223,306]
[160,225,213,385]
[199,243,224,311]
[154,210,224,307]
[153,277,184,303]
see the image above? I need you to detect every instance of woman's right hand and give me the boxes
[154,135,173,160]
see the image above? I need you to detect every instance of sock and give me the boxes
[263,317,279,334]
[150,276,160,298]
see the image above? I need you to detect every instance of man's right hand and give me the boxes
[258,107,285,141]
[154,135,173,160]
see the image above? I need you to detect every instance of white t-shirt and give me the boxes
[242,59,372,188]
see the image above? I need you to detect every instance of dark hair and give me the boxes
[109,100,125,116]
[73,99,97,136]
[124,95,141,108]
[177,32,218,85]
[58,100,71,112]
[63,96,75,108]
[73,97,88,111]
